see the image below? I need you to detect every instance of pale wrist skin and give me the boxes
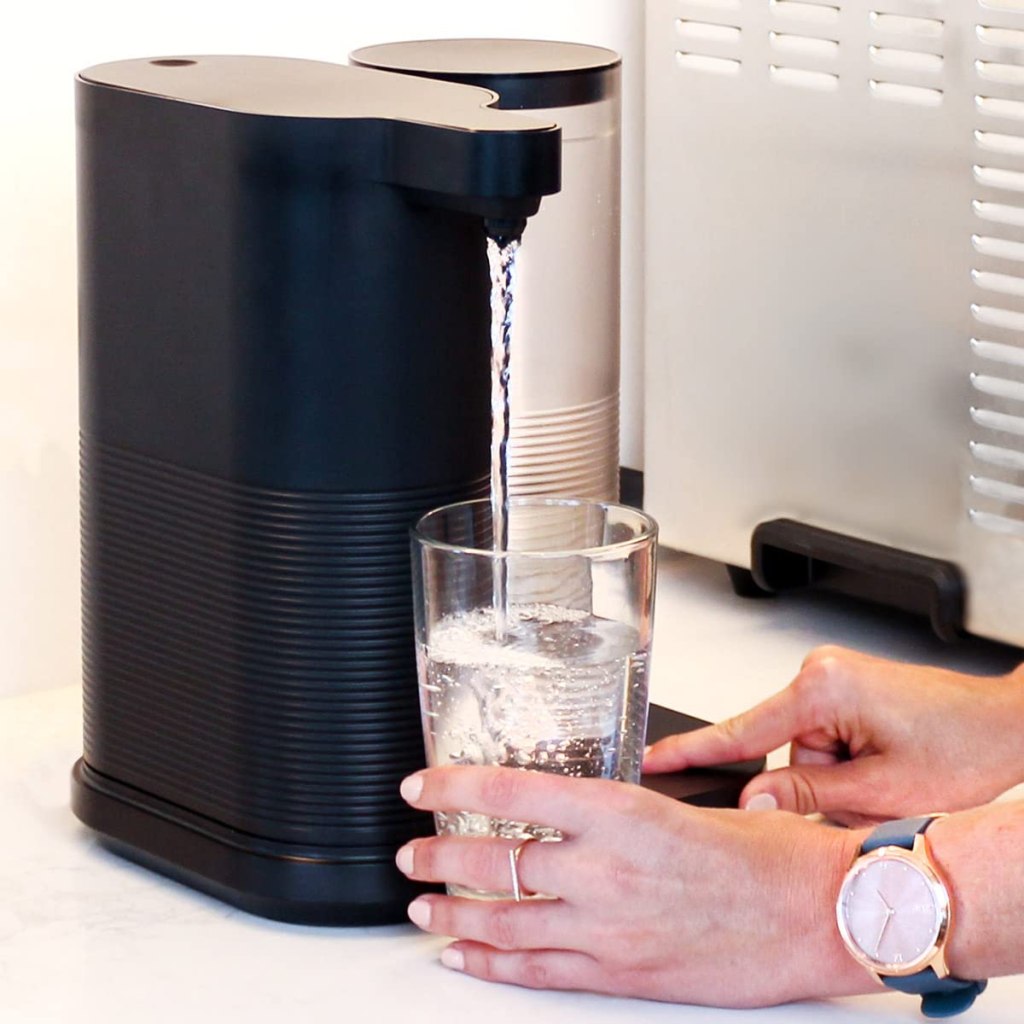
[808,825,881,999]
[1008,665,1024,746]
[927,802,1024,982]
[999,665,1024,789]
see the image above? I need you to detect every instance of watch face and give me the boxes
[837,848,949,975]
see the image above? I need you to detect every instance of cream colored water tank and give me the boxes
[352,39,622,501]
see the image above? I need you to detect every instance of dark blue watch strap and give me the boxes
[861,814,937,852]
[860,815,987,1018]
[885,969,988,1018]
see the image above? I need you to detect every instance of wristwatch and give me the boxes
[836,815,987,1018]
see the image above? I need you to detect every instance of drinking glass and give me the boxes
[410,497,657,897]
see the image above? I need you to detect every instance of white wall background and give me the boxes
[0,2,644,697]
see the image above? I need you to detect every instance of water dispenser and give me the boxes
[71,55,560,925]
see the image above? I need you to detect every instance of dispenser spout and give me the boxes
[484,216,528,246]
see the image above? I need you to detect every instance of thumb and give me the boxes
[740,758,885,817]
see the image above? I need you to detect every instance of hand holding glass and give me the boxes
[410,498,657,897]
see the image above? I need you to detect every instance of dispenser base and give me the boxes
[71,759,432,926]
[640,704,765,806]
[72,709,761,925]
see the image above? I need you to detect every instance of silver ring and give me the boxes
[508,836,538,902]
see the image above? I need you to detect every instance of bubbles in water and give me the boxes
[420,603,647,790]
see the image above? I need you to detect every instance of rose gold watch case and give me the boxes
[836,836,953,981]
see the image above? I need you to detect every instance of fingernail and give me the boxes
[395,843,414,876]
[400,772,424,803]
[440,946,465,971]
[744,792,778,812]
[643,744,654,758]
[407,897,431,929]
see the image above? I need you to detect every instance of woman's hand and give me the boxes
[645,645,1024,826]
[396,764,869,1007]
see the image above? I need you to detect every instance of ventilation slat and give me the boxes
[676,19,742,44]
[870,80,942,106]
[968,509,1024,537]
[972,372,1024,401]
[770,0,840,25]
[975,131,1024,157]
[980,0,1024,12]
[972,337,1024,365]
[971,474,1024,504]
[869,12,944,39]
[977,60,1024,86]
[869,46,943,74]
[971,406,1024,435]
[971,440,1024,470]
[977,25,1024,49]
[770,32,839,59]
[972,303,1024,331]
[977,95,1024,121]
[770,64,840,90]
[973,270,1024,296]
[974,200,1024,226]
[973,235,1024,261]
[675,51,742,75]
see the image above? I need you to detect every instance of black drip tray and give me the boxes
[641,704,765,807]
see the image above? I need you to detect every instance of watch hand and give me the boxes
[875,889,893,914]
[873,906,895,959]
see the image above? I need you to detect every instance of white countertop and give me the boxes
[3,549,1021,1023]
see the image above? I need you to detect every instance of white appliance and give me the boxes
[643,0,1024,644]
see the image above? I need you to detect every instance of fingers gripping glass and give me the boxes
[411,498,658,899]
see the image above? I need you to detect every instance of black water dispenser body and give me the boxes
[71,56,559,924]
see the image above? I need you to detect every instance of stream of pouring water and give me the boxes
[487,235,520,642]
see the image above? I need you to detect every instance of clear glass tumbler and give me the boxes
[410,498,657,895]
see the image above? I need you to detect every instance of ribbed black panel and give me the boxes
[81,438,487,847]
